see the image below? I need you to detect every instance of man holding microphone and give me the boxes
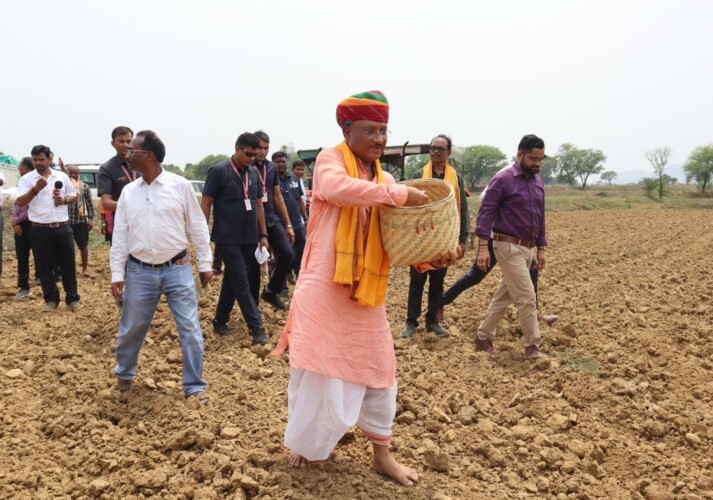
[16,145,80,311]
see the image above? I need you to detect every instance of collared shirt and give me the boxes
[16,169,76,224]
[97,155,140,204]
[68,180,95,225]
[110,169,212,282]
[11,202,30,224]
[476,163,547,247]
[254,160,281,226]
[203,160,264,245]
[413,167,470,244]
[278,173,305,229]
[298,177,306,202]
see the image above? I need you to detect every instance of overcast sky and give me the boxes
[3,0,712,175]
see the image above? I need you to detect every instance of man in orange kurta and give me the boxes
[273,91,455,487]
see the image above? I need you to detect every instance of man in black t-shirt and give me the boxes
[201,132,270,345]
[252,131,295,310]
[275,151,308,286]
[97,126,139,243]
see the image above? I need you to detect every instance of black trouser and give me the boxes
[14,221,38,290]
[290,225,307,277]
[213,246,223,272]
[441,239,540,308]
[29,224,80,305]
[263,222,293,297]
[214,243,262,330]
[406,266,448,326]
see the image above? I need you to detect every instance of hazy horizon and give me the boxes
[3,0,712,178]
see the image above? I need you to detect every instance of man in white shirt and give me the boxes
[16,145,80,311]
[110,130,213,404]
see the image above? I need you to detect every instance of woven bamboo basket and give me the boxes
[380,178,459,267]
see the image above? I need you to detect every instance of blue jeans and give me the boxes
[114,259,207,396]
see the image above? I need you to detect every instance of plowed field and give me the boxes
[1,209,711,499]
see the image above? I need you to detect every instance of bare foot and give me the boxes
[288,453,311,468]
[372,451,419,487]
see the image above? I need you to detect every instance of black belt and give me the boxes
[129,250,187,268]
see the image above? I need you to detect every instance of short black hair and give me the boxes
[292,160,306,169]
[254,130,270,144]
[272,151,288,161]
[431,134,452,151]
[518,134,545,152]
[136,130,166,162]
[20,157,35,170]
[30,145,52,158]
[236,132,259,149]
[112,126,133,140]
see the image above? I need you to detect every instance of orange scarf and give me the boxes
[333,142,390,307]
[422,161,460,214]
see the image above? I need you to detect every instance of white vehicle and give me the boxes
[188,179,204,198]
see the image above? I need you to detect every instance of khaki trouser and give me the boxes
[476,241,541,347]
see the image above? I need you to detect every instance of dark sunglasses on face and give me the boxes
[241,148,257,159]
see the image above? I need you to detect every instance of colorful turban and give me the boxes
[336,90,389,127]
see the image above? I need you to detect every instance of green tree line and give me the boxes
[165,141,713,197]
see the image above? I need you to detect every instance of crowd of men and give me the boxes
[5,91,552,486]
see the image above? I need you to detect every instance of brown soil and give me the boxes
[1,209,711,499]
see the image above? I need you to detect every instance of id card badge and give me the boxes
[262,193,268,203]
[244,199,252,211]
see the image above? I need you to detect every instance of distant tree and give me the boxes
[640,177,658,198]
[279,143,301,164]
[600,170,618,185]
[539,156,557,184]
[644,147,671,199]
[188,154,230,180]
[554,143,606,189]
[404,153,429,179]
[553,143,578,187]
[163,163,188,178]
[664,174,677,185]
[462,145,507,189]
[684,144,713,193]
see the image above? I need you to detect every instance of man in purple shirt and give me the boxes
[474,134,548,360]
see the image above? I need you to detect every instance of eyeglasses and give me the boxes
[351,126,391,139]
[126,148,151,159]
[526,155,547,164]
[429,146,449,153]
[241,148,257,158]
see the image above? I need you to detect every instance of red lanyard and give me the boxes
[120,163,136,181]
[229,158,250,198]
[255,162,267,193]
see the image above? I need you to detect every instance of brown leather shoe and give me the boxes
[525,344,543,360]
[475,337,497,355]
[538,313,558,326]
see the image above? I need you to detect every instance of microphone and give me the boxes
[53,180,63,197]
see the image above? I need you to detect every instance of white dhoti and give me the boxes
[285,367,397,461]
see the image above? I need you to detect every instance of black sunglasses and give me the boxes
[241,148,257,159]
